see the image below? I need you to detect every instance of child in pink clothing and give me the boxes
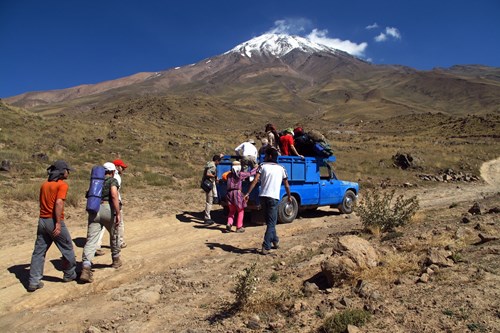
[226,161,256,232]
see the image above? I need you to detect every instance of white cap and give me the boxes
[103,162,117,172]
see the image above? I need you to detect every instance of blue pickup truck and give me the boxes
[216,155,359,223]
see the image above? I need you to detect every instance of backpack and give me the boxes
[85,165,106,213]
[294,133,315,156]
[313,141,334,157]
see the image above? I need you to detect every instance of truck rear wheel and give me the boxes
[339,190,356,214]
[278,196,298,223]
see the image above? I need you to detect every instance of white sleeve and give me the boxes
[235,143,243,155]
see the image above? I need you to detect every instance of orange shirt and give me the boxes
[39,180,68,219]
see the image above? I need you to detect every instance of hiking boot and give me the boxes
[79,266,93,283]
[261,247,271,255]
[272,241,280,249]
[27,281,44,292]
[226,224,232,232]
[204,219,215,225]
[120,242,127,249]
[95,249,105,256]
[235,227,245,233]
[112,256,123,269]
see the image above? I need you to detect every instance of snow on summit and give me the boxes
[227,33,338,58]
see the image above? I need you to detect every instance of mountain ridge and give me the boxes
[4,33,500,119]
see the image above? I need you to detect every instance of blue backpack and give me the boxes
[313,141,334,157]
[85,166,106,213]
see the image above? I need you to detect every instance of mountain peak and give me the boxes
[226,33,338,58]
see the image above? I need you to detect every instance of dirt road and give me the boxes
[0,157,498,332]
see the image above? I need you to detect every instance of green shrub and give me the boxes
[357,189,419,232]
[321,309,371,333]
[232,263,258,311]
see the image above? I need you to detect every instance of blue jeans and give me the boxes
[261,196,279,250]
[29,218,76,286]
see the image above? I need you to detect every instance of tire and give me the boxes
[339,190,356,214]
[278,196,298,223]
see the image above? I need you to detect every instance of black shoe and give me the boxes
[27,281,44,292]
[226,224,232,232]
[204,219,215,225]
[272,241,280,249]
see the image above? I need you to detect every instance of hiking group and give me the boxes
[201,123,332,255]
[27,159,128,291]
[26,122,333,291]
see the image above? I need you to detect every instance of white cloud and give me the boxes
[366,23,379,30]
[385,27,401,39]
[267,19,312,35]
[374,33,387,42]
[264,19,368,57]
[374,26,401,42]
[306,29,367,57]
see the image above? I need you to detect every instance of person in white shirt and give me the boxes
[234,139,258,171]
[244,147,291,255]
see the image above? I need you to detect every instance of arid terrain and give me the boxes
[0,43,499,331]
[0,153,498,332]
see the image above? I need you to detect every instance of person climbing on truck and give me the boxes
[279,128,304,158]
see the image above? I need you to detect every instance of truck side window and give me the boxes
[319,165,330,179]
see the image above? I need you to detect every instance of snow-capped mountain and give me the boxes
[5,33,499,119]
[226,33,339,58]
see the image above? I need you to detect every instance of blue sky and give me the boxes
[1,0,499,98]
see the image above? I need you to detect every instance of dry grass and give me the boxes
[1,99,499,206]
[357,250,420,283]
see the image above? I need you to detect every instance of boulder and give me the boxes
[425,248,454,267]
[333,235,379,269]
[321,236,379,287]
[0,160,11,172]
[468,202,481,215]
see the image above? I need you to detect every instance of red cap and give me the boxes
[113,159,128,169]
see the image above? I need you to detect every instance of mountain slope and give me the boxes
[4,34,500,119]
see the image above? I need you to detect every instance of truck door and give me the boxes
[318,164,343,205]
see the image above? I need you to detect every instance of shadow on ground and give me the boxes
[206,242,258,255]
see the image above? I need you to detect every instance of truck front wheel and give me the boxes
[278,196,298,223]
[339,190,356,214]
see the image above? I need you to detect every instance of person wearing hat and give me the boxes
[113,159,127,248]
[80,162,123,283]
[93,158,129,255]
[225,160,256,233]
[234,138,258,172]
[279,128,304,158]
[259,138,269,156]
[27,160,77,291]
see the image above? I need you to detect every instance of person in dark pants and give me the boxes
[244,147,291,255]
[28,160,77,292]
[202,154,222,225]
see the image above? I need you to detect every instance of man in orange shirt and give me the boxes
[28,160,77,292]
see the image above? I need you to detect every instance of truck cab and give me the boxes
[216,155,359,224]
